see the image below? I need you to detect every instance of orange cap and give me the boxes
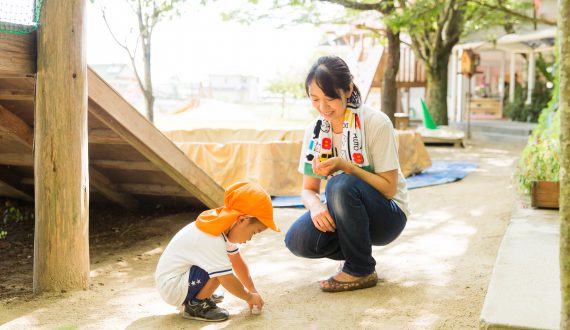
[195,181,279,236]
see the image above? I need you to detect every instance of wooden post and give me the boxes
[509,52,516,103]
[33,0,90,293]
[559,0,570,326]
[526,51,535,105]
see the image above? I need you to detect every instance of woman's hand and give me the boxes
[310,203,336,232]
[312,157,350,177]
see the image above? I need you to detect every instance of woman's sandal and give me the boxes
[320,271,378,293]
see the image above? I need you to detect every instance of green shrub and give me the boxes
[504,55,554,123]
[1,200,34,239]
[516,53,560,194]
[517,137,560,193]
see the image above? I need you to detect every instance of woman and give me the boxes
[284,55,409,292]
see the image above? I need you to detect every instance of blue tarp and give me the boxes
[271,160,478,208]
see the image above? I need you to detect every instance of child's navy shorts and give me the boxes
[183,265,210,304]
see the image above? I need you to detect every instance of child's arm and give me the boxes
[216,273,264,308]
[229,251,257,293]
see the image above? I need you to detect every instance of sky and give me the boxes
[86,0,332,85]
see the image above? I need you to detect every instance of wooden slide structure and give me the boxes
[0,33,224,210]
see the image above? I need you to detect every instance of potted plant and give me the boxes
[517,103,560,209]
[518,137,560,208]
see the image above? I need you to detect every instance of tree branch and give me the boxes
[318,0,384,12]
[467,0,556,25]
[354,24,412,47]
[410,36,429,68]
[100,5,128,50]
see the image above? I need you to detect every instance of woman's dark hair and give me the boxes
[305,55,361,109]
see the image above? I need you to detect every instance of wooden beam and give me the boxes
[90,160,158,171]
[0,73,36,79]
[0,32,36,74]
[0,89,35,101]
[0,166,33,201]
[0,100,138,209]
[88,129,128,145]
[0,181,33,200]
[0,105,34,147]
[0,153,33,166]
[117,183,193,197]
[21,178,34,185]
[87,68,224,208]
[89,168,139,211]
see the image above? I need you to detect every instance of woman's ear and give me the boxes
[348,83,354,97]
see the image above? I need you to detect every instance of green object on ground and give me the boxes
[420,99,437,129]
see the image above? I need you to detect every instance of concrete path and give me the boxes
[480,201,561,330]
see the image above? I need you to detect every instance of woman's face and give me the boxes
[309,80,351,125]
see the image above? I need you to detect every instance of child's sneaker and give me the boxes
[210,293,224,304]
[182,298,229,322]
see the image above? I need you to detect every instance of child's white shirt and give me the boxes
[155,222,239,306]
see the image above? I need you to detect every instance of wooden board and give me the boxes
[468,99,503,119]
[422,136,464,148]
[0,33,224,208]
[0,33,36,74]
[87,68,224,208]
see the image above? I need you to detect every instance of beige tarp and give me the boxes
[166,128,431,196]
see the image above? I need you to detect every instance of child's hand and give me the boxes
[246,292,264,311]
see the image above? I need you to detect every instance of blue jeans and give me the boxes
[285,174,407,277]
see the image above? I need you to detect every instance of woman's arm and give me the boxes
[312,158,398,199]
[345,163,398,199]
[300,175,336,232]
[229,251,256,293]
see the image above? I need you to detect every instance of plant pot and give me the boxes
[531,181,560,209]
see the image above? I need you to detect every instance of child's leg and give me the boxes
[182,266,229,322]
[184,266,215,304]
[194,277,220,300]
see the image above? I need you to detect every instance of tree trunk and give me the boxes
[559,0,570,326]
[34,0,90,293]
[381,27,400,125]
[426,53,451,126]
[143,38,154,123]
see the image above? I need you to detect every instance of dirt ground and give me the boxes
[0,140,525,329]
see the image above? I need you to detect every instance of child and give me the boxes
[155,181,280,322]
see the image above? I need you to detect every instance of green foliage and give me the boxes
[516,50,560,193]
[518,136,560,193]
[221,0,357,27]
[462,0,534,36]
[504,55,554,123]
[1,201,34,239]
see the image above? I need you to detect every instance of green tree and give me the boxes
[394,0,554,125]
[92,0,190,123]
[317,1,400,124]
[225,0,402,124]
[559,0,570,327]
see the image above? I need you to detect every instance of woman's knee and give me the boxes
[284,215,311,256]
[325,174,360,199]
[284,226,297,252]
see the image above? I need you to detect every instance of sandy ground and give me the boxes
[0,140,525,329]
